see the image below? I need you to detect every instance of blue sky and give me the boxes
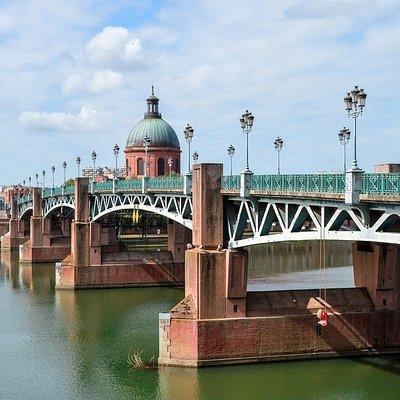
[1,0,400,185]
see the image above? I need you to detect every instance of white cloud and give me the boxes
[62,73,86,94]
[89,70,123,93]
[19,106,100,132]
[86,26,141,66]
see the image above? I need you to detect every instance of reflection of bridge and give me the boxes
[2,165,400,367]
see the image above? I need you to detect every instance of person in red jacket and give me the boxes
[315,309,328,336]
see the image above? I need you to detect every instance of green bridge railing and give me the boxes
[361,173,400,195]
[19,172,400,204]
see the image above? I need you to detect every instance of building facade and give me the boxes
[125,88,181,178]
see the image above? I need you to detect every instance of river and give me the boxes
[1,242,399,399]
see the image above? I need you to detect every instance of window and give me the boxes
[137,158,144,175]
[157,158,165,176]
[175,158,180,173]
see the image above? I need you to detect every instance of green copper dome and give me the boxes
[126,89,180,149]
[126,118,180,148]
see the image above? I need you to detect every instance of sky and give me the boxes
[1,0,400,185]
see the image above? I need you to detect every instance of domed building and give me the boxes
[125,88,181,178]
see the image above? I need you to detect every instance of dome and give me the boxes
[126,117,180,148]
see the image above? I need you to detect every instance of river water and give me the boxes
[1,242,399,400]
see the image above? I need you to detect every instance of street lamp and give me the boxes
[35,173,39,186]
[113,144,119,180]
[42,170,46,190]
[51,166,55,189]
[338,127,351,172]
[184,124,194,173]
[143,135,150,176]
[76,156,81,177]
[344,85,367,169]
[193,151,199,164]
[28,176,31,188]
[62,161,67,185]
[239,110,254,172]
[168,157,173,176]
[91,151,97,181]
[273,137,284,175]
[227,145,235,176]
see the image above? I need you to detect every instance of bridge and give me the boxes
[2,165,400,367]
[13,170,400,248]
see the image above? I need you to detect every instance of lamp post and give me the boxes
[338,127,351,172]
[76,156,81,177]
[51,166,55,189]
[28,176,31,188]
[35,173,39,187]
[344,86,367,169]
[184,124,194,173]
[239,110,254,172]
[168,157,173,176]
[143,135,150,176]
[42,170,46,190]
[62,161,67,185]
[227,145,235,176]
[113,144,119,180]
[91,151,97,182]
[193,151,199,165]
[273,137,284,175]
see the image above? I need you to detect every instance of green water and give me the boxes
[1,246,400,399]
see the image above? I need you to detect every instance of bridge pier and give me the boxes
[159,164,400,368]
[20,188,71,263]
[56,178,185,289]
[0,197,29,250]
[353,242,400,311]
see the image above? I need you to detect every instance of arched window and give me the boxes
[137,158,144,175]
[175,159,180,173]
[157,158,165,176]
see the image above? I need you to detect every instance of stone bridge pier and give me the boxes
[0,197,29,250]
[20,188,71,263]
[159,164,400,368]
[56,178,187,289]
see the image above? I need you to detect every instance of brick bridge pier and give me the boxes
[159,164,400,367]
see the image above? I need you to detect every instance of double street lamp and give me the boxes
[42,170,46,190]
[113,144,119,180]
[76,156,81,177]
[274,137,284,175]
[227,145,235,176]
[51,166,55,189]
[62,161,67,185]
[143,135,150,176]
[338,127,351,172]
[168,157,173,176]
[91,151,97,181]
[239,110,254,172]
[184,124,194,173]
[343,86,367,169]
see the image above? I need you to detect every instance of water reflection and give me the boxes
[247,241,354,291]
[0,243,399,400]
[1,250,20,288]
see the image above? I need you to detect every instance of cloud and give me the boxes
[89,70,123,93]
[19,106,100,132]
[62,70,124,94]
[86,26,141,66]
[62,73,86,94]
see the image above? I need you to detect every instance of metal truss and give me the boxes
[43,196,75,217]
[226,196,400,248]
[91,193,193,229]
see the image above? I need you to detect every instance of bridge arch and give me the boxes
[91,203,192,229]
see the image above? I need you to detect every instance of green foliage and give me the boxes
[65,178,75,186]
